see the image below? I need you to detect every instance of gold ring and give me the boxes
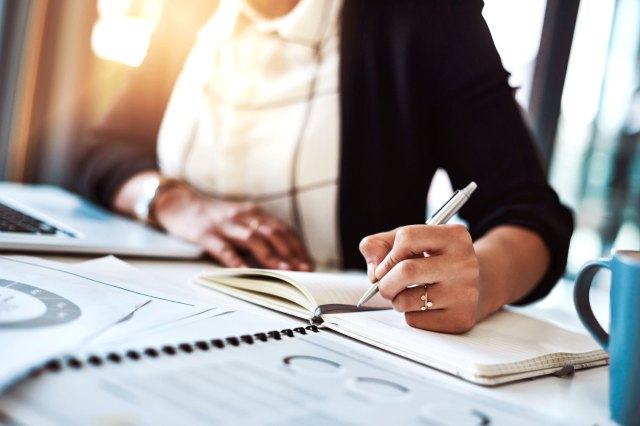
[420,284,433,311]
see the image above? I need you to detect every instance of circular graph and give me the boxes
[0,279,81,328]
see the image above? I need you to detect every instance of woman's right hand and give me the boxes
[114,172,312,271]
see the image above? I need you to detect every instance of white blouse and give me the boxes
[157,0,342,269]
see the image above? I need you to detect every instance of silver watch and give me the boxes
[133,176,180,224]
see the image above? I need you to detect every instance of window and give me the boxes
[551,0,639,273]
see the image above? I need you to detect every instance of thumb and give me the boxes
[359,230,396,282]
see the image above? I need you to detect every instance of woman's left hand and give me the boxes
[359,224,481,333]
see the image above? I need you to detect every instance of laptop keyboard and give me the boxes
[0,202,61,235]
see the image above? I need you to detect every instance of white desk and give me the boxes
[6,255,614,425]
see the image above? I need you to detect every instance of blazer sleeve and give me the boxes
[429,0,574,304]
[73,0,217,207]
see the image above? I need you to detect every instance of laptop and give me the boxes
[0,182,203,259]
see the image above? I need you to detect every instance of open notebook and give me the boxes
[194,268,608,386]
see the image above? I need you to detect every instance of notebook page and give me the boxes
[203,276,314,311]
[273,270,390,308]
[325,309,607,379]
[195,277,313,319]
[198,269,390,309]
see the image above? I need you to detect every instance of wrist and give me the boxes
[132,175,184,226]
[475,251,510,321]
[152,181,196,221]
[473,226,550,320]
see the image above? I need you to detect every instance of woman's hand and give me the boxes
[155,183,312,270]
[114,172,312,270]
[359,225,481,333]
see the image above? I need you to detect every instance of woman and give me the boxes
[76,0,573,333]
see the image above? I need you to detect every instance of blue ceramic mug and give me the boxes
[574,250,640,425]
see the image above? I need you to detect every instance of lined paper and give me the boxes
[325,309,607,381]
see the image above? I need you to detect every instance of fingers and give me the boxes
[213,221,286,270]
[390,285,480,333]
[201,222,308,270]
[364,224,481,333]
[391,282,479,313]
[199,234,247,268]
[359,228,397,282]
[374,224,472,281]
[377,253,479,301]
[404,309,478,334]
[392,285,438,312]
[256,217,312,271]
[208,203,311,270]
[155,192,311,270]
[283,229,313,270]
[254,219,292,259]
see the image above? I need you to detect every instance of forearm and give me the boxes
[473,225,550,321]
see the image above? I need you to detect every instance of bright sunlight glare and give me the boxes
[91,0,164,67]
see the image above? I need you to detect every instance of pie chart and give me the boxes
[0,279,81,328]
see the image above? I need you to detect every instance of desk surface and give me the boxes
[39,256,614,425]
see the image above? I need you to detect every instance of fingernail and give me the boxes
[299,262,311,271]
[374,263,385,280]
[278,261,291,270]
[367,262,376,282]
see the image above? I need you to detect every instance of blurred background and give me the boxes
[0,0,638,276]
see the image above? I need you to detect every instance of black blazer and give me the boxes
[75,0,574,304]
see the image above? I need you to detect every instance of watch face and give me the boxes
[134,177,161,221]
[0,279,82,329]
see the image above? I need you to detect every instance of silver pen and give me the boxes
[356,181,478,307]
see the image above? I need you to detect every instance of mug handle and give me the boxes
[574,259,610,349]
